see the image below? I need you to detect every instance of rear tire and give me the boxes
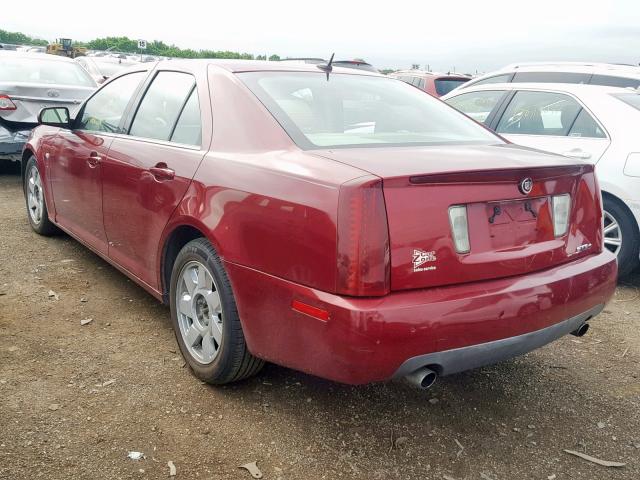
[603,196,639,278]
[23,156,58,236]
[169,238,264,384]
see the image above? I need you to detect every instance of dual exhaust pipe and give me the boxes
[404,322,590,390]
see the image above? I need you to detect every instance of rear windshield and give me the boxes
[238,72,499,149]
[612,92,640,111]
[435,78,469,96]
[0,56,95,87]
[95,61,134,77]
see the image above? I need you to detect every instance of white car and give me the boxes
[455,62,640,92]
[442,83,640,277]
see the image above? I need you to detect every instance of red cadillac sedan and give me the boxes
[22,60,617,389]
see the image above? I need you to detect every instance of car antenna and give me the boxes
[317,53,335,80]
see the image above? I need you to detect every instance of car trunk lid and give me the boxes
[0,82,92,125]
[314,144,604,291]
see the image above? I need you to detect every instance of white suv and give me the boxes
[443,82,640,277]
[457,62,640,92]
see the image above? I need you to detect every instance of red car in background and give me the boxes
[22,60,616,389]
[389,70,471,97]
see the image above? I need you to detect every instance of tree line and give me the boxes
[0,29,281,60]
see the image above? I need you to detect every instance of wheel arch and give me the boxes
[21,148,35,189]
[601,190,640,235]
[159,222,222,305]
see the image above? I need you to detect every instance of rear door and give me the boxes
[492,90,610,163]
[48,71,147,254]
[101,68,210,290]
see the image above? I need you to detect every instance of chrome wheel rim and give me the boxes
[27,165,44,225]
[175,261,223,364]
[603,210,622,256]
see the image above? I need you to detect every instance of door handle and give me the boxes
[87,151,102,167]
[149,165,175,181]
[562,149,592,160]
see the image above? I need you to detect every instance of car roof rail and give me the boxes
[502,61,640,71]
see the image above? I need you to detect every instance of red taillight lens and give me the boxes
[0,94,17,111]
[336,176,390,296]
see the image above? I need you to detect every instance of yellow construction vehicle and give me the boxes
[46,38,87,58]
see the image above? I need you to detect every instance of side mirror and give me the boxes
[38,107,71,128]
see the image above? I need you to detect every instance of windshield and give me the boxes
[239,72,500,149]
[0,56,95,87]
[612,92,640,111]
[435,78,470,96]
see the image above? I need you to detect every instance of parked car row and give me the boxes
[442,72,640,277]
[20,59,617,389]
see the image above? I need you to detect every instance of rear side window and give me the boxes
[129,71,196,142]
[612,92,640,111]
[77,72,146,133]
[467,74,513,87]
[512,72,591,84]
[170,89,202,146]
[590,75,640,88]
[496,91,581,136]
[568,109,606,138]
[434,78,470,96]
[445,90,505,125]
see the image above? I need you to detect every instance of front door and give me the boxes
[48,71,147,255]
[101,70,206,290]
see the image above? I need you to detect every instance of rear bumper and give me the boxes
[393,304,602,378]
[225,250,617,385]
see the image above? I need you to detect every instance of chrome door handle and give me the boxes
[149,166,175,181]
[562,149,592,160]
[87,152,102,167]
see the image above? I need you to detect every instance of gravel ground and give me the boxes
[0,166,639,480]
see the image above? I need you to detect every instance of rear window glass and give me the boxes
[590,75,640,88]
[434,78,469,96]
[612,92,640,111]
[0,56,95,87]
[238,72,500,149]
[512,72,591,84]
[466,74,513,88]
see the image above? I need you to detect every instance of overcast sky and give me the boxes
[4,0,640,72]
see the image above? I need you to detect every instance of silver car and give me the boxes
[0,51,96,162]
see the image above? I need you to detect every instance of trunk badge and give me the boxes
[46,89,60,98]
[519,177,533,195]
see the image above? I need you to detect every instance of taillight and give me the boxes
[336,176,390,296]
[448,205,470,253]
[552,194,571,237]
[0,94,17,111]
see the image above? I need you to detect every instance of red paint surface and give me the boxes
[23,61,617,385]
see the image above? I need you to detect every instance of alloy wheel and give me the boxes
[175,260,223,364]
[27,165,44,225]
[603,210,622,256]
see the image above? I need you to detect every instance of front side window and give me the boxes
[496,91,581,136]
[445,90,506,125]
[129,71,196,142]
[239,72,500,149]
[77,72,146,133]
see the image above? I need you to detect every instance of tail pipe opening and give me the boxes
[404,367,438,390]
[571,322,590,337]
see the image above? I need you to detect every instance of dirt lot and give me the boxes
[0,167,639,480]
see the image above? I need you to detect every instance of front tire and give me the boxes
[23,156,58,236]
[603,196,639,278]
[169,238,264,384]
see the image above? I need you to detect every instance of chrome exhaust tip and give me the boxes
[404,367,437,390]
[571,323,589,337]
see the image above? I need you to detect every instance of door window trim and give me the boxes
[72,69,151,136]
[122,69,203,150]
